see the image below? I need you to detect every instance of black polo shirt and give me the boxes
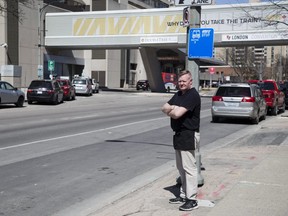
[168,88,201,132]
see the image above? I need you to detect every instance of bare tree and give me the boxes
[0,0,35,22]
[271,53,288,81]
[240,0,288,28]
[282,56,288,80]
[223,47,260,82]
[237,1,288,81]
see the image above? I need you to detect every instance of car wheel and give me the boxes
[58,95,62,103]
[60,95,64,103]
[252,114,259,124]
[67,93,72,101]
[280,102,286,113]
[72,93,76,100]
[212,116,219,123]
[261,108,267,120]
[53,95,59,105]
[271,105,278,116]
[15,96,24,107]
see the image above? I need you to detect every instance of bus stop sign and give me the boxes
[188,28,214,59]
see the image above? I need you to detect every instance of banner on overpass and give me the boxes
[45,3,288,48]
[222,32,288,42]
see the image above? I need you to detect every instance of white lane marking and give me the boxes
[1,109,211,151]
[60,114,101,120]
[0,117,167,151]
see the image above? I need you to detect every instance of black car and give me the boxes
[279,81,288,109]
[27,80,64,105]
[136,80,150,91]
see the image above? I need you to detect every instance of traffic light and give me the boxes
[183,7,189,27]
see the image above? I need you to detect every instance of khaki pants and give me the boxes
[175,132,200,200]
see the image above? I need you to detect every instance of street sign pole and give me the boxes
[185,5,204,186]
[48,60,55,80]
[186,6,201,91]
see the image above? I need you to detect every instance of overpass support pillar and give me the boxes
[139,47,166,92]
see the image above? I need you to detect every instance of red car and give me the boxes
[57,79,76,101]
[248,79,285,115]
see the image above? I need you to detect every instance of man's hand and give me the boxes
[161,103,174,114]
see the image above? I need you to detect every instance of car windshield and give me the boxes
[73,80,86,84]
[258,82,275,90]
[29,81,52,89]
[216,87,251,97]
[138,80,147,84]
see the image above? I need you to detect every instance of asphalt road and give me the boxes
[0,91,269,216]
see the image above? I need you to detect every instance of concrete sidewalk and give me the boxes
[87,111,288,216]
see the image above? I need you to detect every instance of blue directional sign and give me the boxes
[188,28,214,59]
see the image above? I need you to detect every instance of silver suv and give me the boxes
[72,77,93,96]
[211,83,267,124]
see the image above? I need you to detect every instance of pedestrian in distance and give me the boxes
[161,70,201,211]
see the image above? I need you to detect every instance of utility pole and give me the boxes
[186,5,204,186]
[178,0,213,187]
[38,0,43,79]
[186,6,201,91]
[37,0,58,79]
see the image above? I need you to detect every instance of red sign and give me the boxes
[209,67,215,74]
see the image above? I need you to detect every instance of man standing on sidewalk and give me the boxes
[161,70,201,211]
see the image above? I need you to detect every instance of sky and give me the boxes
[215,0,273,4]
[215,0,248,4]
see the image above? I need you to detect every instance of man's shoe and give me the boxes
[169,197,185,204]
[179,199,198,211]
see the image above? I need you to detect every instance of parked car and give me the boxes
[90,78,99,93]
[248,79,285,115]
[57,79,76,101]
[279,81,288,109]
[72,77,93,96]
[165,82,177,92]
[211,83,267,124]
[27,80,64,105]
[0,81,25,107]
[136,80,150,91]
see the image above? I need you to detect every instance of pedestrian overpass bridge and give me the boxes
[45,2,288,91]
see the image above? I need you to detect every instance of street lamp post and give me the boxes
[37,0,44,79]
[38,1,69,79]
[38,0,56,79]
[186,5,204,187]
